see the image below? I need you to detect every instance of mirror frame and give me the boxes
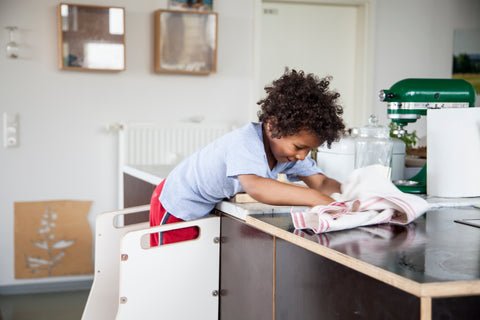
[154,9,218,74]
[57,3,126,71]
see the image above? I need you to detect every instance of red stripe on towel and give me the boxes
[292,211,301,228]
[299,212,307,229]
[319,218,330,232]
[359,196,383,210]
[318,234,330,246]
[387,196,415,220]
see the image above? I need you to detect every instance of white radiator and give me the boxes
[114,122,235,209]
[120,122,234,166]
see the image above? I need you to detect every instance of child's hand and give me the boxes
[314,200,361,219]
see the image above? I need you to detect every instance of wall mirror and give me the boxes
[57,3,126,71]
[154,9,217,74]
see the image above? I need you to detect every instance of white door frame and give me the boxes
[251,0,376,128]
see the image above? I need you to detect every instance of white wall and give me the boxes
[372,0,480,139]
[0,0,254,289]
[0,0,479,291]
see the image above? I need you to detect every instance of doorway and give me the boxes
[253,0,375,129]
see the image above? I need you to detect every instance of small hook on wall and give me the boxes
[5,26,19,58]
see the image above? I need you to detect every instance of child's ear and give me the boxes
[265,117,275,132]
[265,121,271,132]
[264,121,276,138]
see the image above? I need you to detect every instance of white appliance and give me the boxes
[317,136,405,183]
[427,108,480,197]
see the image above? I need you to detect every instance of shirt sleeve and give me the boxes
[225,134,269,178]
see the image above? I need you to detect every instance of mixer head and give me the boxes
[379,78,476,136]
[379,78,476,194]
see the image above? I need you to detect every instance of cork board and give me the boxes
[14,200,93,279]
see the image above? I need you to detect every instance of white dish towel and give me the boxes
[291,165,429,233]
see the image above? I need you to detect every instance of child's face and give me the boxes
[266,128,320,163]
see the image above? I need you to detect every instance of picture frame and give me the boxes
[452,28,480,97]
[57,3,126,71]
[169,0,213,12]
[154,9,218,74]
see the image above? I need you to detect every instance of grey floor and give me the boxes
[0,289,90,320]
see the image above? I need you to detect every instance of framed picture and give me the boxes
[169,0,213,12]
[452,28,480,100]
[57,3,126,71]
[154,9,218,74]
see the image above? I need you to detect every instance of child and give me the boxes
[150,69,345,246]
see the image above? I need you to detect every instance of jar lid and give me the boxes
[358,114,390,139]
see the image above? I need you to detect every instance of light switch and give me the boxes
[3,112,19,148]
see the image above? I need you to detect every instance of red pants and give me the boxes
[149,179,199,246]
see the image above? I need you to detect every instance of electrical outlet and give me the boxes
[3,112,19,148]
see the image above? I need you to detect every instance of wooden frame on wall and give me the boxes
[154,9,218,74]
[57,3,126,71]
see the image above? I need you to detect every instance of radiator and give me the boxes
[115,122,235,209]
[119,122,234,166]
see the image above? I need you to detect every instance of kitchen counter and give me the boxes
[217,206,480,320]
[247,207,480,291]
[123,164,174,186]
[216,196,480,221]
[217,199,480,292]
[215,201,308,221]
[217,205,480,319]
[123,164,480,318]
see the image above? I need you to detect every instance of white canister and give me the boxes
[427,108,480,197]
[355,115,394,178]
[316,136,405,183]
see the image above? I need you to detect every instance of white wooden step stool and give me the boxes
[82,205,220,320]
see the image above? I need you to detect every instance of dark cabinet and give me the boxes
[219,215,420,320]
[432,296,480,320]
[123,173,156,225]
[219,215,274,320]
[220,215,480,320]
[275,238,420,320]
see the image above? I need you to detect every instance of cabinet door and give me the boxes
[432,296,480,319]
[123,173,156,225]
[220,215,274,320]
[275,238,420,320]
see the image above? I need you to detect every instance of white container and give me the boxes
[427,108,480,197]
[317,136,405,183]
[316,136,355,183]
[354,115,394,180]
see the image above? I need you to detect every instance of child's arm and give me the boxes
[237,174,335,207]
[299,173,341,196]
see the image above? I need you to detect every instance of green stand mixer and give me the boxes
[379,78,476,194]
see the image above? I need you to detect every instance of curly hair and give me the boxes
[257,69,345,147]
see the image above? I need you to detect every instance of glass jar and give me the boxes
[354,114,394,178]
